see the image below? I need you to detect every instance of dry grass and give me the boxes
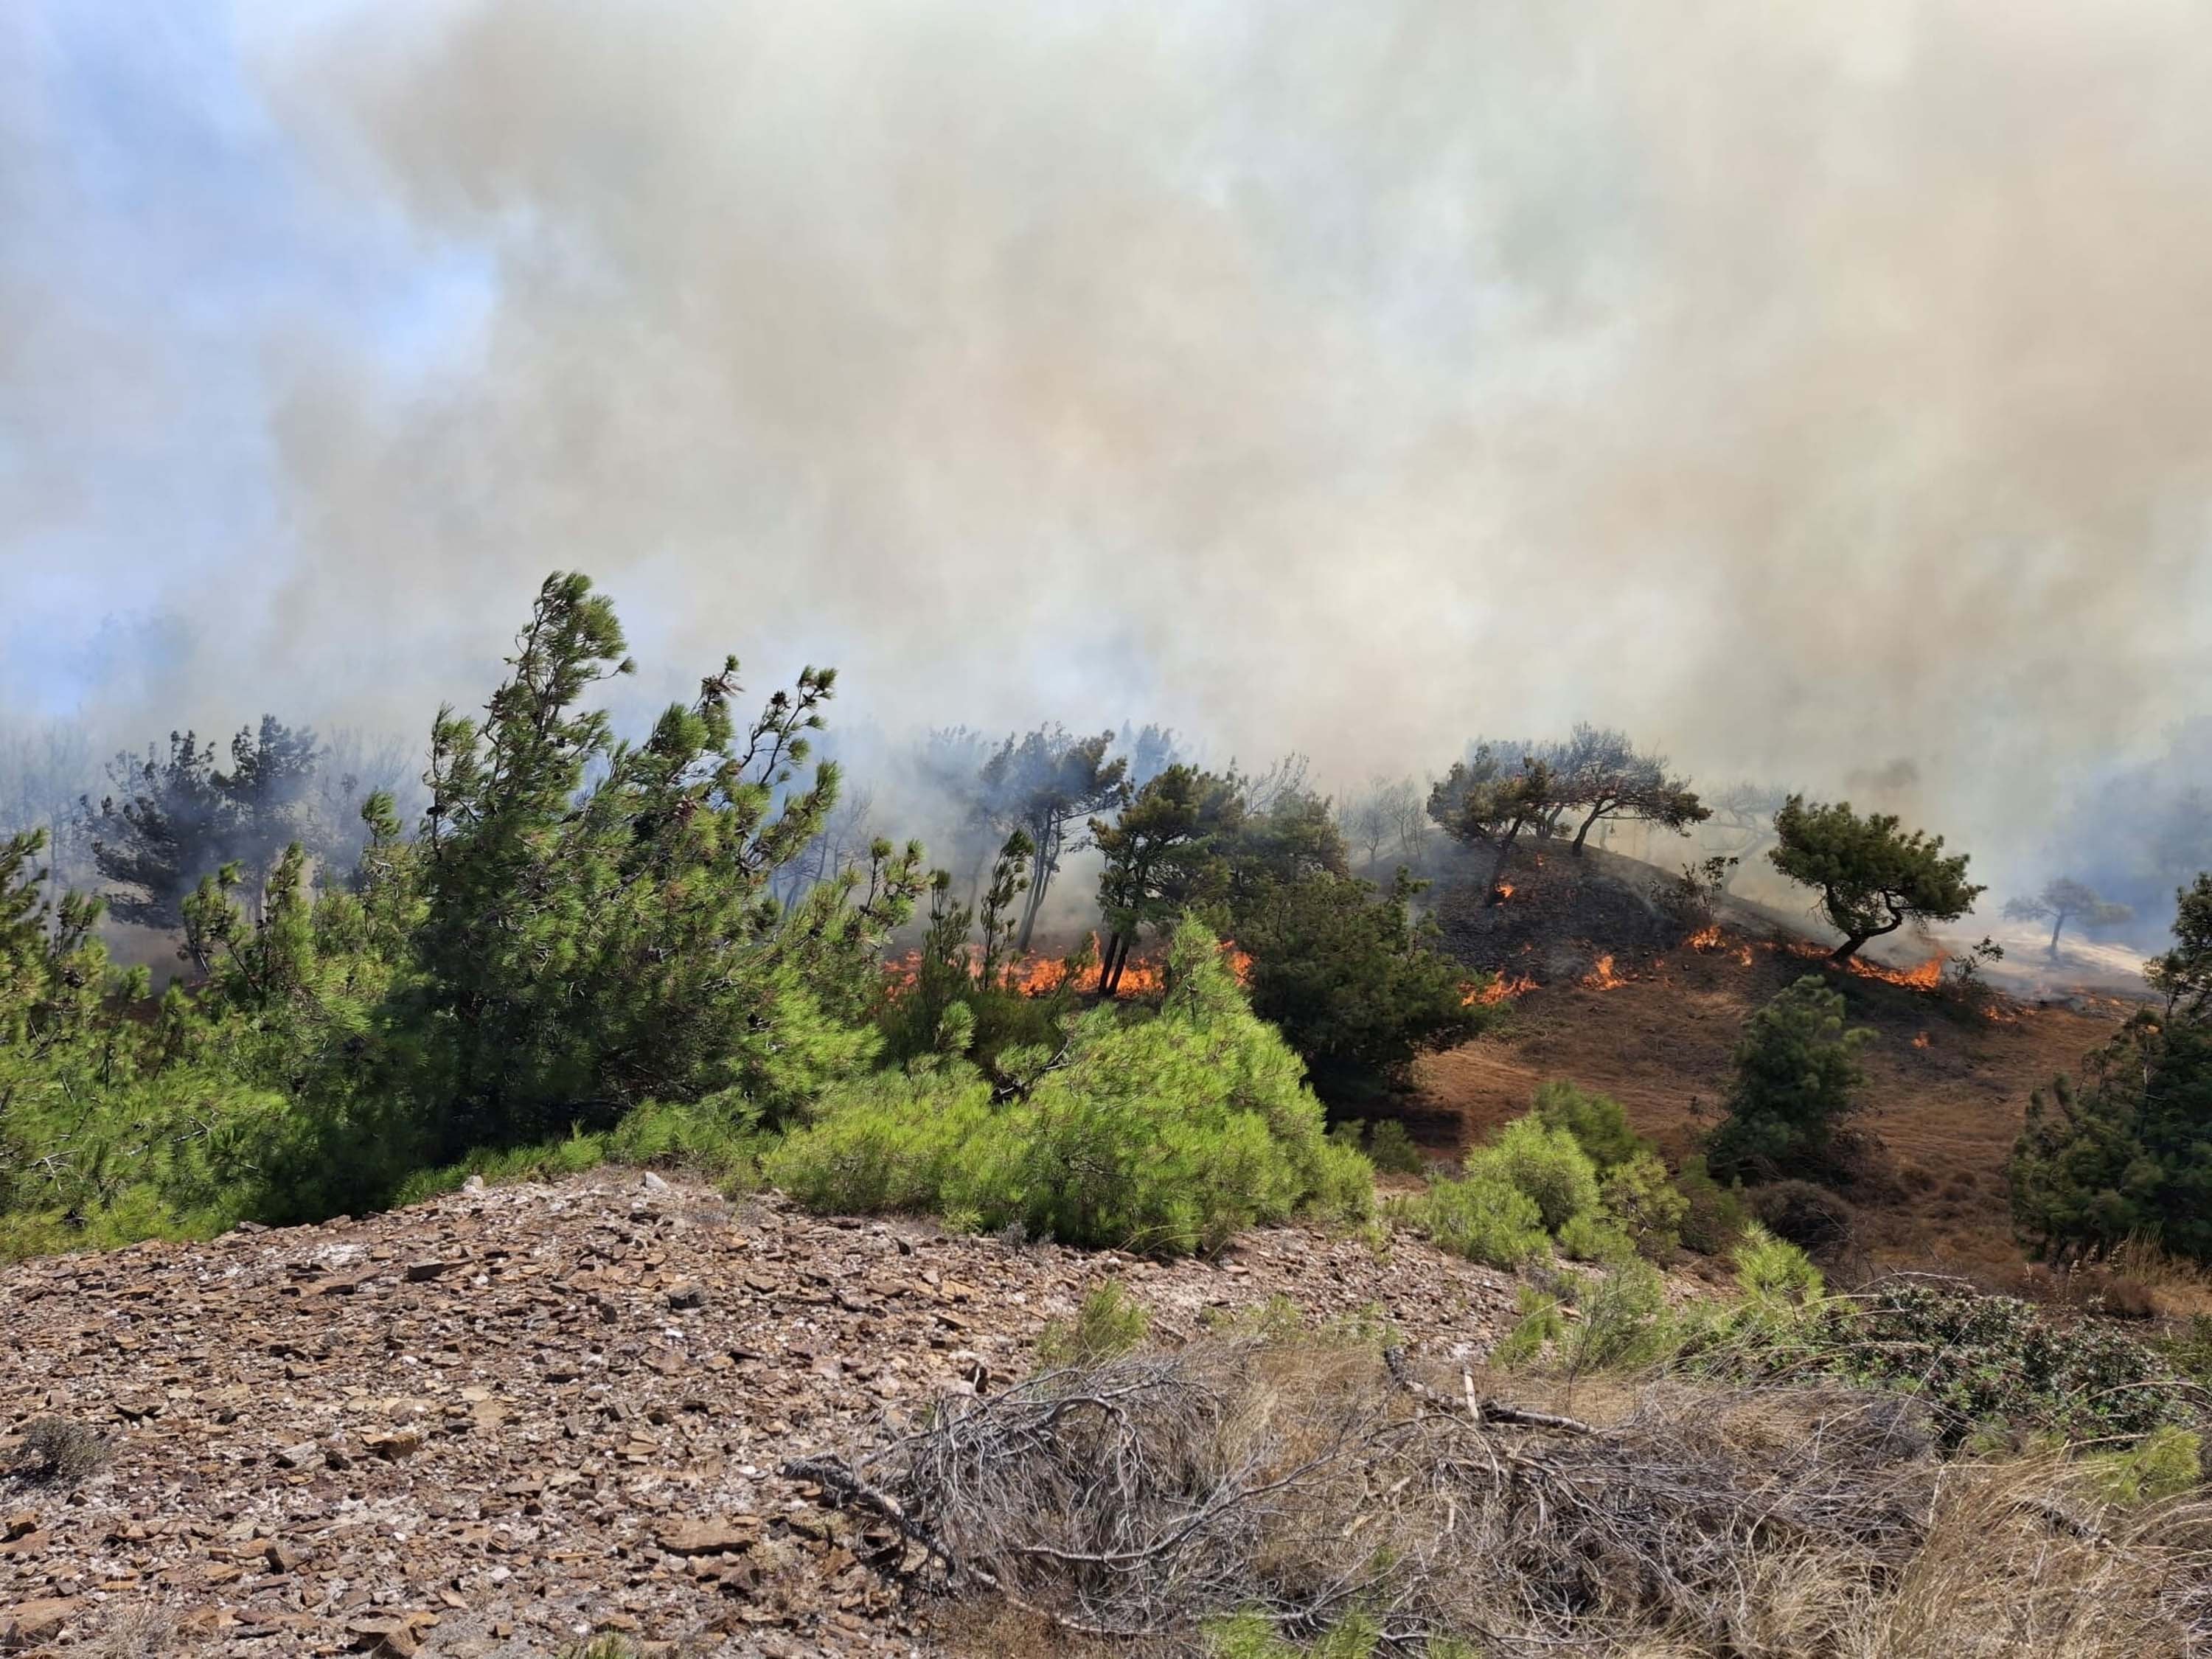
[1413,932,2132,1277]
[802,1332,2212,1657]
[7,1414,110,1487]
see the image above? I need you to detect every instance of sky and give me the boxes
[2,0,2209,891]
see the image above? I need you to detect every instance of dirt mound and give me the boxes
[0,1176,1519,1655]
[1429,843,1690,986]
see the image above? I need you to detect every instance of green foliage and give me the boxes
[1530,1079,1650,1171]
[1492,1283,1568,1367]
[1562,1256,1672,1372]
[1684,1268,2198,1450]
[1731,1224,1825,1307]
[1036,1279,1151,1368]
[1201,1610,1380,1659]
[2089,1425,2201,1506]
[1767,796,1983,961]
[1674,1152,1750,1255]
[2147,872,2212,1020]
[1598,1151,1688,1260]
[2011,1017,2212,1262]
[1405,1107,1677,1270]
[1475,1115,1601,1232]
[1236,869,1486,1086]
[1399,1166,1548,1269]
[408,572,922,1152]
[773,917,1374,1255]
[1555,1210,1635,1263]
[1707,975,1874,1180]
[3,574,926,1252]
[1353,1117,1425,1175]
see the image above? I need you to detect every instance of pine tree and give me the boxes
[1767,796,1983,961]
[1708,975,1874,1179]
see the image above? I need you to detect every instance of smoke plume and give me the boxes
[6,0,2211,892]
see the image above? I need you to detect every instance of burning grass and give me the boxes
[795,1329,2212,1656]
[882,932,1251,1001]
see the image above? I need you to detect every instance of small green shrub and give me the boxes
[1531,1079,1651,1171]
[1674,1152,1750,1255]
[1732,1224,1825,1306]
[1472,1115,1600,1232]
[1599,1151,1689,1259]
[1363,1118,1425,1175]
[1556,1210,1635,1263]
[771,918,1374,1256]
[2091,1425,2202,1505]
[1708,975,1874,1180]
[10,1416,109,1487]
[1492,1283,1567,1367]
[1562,1256,1672,1373]
[1037,1279,1151,1368]
[1684,1263,2201,1450]
[1201,1610,1380,1659]
[1404,1167,1548,1268]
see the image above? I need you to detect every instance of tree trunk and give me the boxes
[1485,819,1526,905]
[1571,803,1608,855]
[1829,934,1870,963]
[1013,820,1057,953]
[1101,930,1129,995]
[2048,913,2066,959]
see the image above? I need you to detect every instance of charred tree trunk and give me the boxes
[1485,817,1528,906]
[1571,801,1613,856]
[2048,911,2067,959]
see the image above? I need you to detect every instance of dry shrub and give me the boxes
[86,1604,192,1659]
[793,1332,2212,1655]
[9,1415,109,1487]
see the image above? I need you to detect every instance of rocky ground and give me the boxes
[0,1175,1519,1657]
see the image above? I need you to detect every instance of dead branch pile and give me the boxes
[788,1332,2212,1656]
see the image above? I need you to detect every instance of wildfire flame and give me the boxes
[1582,953,1630,991]
[1495,883,1516,900]
[883,933,1247,1001]
[1783,945,1947,990]
[1686,925,1724,951]
[1466,974,1538,1006]
[1912,1031,1931,1049]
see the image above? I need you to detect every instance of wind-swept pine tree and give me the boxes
[410,571,922,1152]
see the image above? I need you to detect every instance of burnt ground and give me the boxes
[0,1175,1520,1656]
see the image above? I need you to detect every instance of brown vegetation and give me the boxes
[801,1330,2212,1657]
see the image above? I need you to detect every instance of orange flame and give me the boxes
[1842,950,1946,990]
[1911,1031,1931,1049]
[1582,953,1630,991]
[1495,883,1516,900]
[1465,974,1538,1006]
[1686,925,1724,951]
[1782,942,1947,991]
[883,932,1248,1002]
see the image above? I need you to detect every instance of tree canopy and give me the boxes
[2003,877,2133,959]
[1768,796,1983,961]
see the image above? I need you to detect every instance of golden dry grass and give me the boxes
[1412,931,2132,1277]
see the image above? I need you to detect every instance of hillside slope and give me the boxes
[1413,928,2134,1276]
[0,1175,1520,1656]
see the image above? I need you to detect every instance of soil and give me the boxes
[0,1175,1520,1656]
